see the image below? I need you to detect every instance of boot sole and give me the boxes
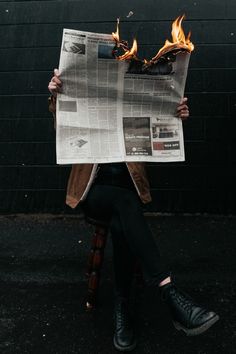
[173,314,219,336]
[113,336,137,352]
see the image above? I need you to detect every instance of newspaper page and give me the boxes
[56,28,190,164]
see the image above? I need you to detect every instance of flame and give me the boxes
[112,18,137,60]
[117,38,138,60]
[111,15,194,63]
[112,18,120,44]
[151,15,194,62]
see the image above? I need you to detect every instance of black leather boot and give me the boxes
[113,297,137,351]
[161,283,219,336]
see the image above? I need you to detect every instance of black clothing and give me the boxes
[82,183,169,293]
[113,296,137,351]
[95,163,135,190]
[160,283,219,336]
[82,163,219,338]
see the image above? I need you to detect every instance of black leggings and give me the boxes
[82,184,170,297]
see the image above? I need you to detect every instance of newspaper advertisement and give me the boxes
[56,28,190,164]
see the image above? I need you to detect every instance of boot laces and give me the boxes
[115,302,130,329]
[170,287,196,313]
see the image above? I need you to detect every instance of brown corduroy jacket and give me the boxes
[48,96,152,208]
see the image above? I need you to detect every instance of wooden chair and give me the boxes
[85,216,143,311]
[85,217,109,310]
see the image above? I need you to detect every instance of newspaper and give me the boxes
[56,28,190,164]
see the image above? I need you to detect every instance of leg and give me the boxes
[82,185,219,337]
[110,218,139,349]
[111,189,219,336]
[82,185,137,351]
[82,184,169,286]
[112,189,170,286]
[110,217,137,299]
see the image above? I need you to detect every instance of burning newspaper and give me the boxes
[56,16,194,164]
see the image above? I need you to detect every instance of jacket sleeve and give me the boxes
[48,95,57,129]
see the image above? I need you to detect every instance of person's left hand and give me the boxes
[176,97,189,120]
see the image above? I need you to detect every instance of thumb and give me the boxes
[181,97,188,104]
[54,68,60,77]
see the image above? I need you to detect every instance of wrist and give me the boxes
[48,95,57,113]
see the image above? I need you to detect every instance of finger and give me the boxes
[52,76,62,86]
[48,83,62,94]
[178,111,189,119]
[177,104,188,112]
[179,97,188,105]
[48,83,57,91]
[54,68,60,77]
[48,80,59,88]
[177,108,189,116]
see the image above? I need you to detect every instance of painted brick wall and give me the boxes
[0,0,235,214]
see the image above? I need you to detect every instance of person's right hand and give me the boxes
[48,69,62,97]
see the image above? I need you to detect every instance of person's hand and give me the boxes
[176,97,189,120]
[48,69,62,97]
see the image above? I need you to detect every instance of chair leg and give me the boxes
[85,225,108,310]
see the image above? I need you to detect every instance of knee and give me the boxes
[115,189,142,212]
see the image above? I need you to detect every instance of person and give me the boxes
[48,69,219,352]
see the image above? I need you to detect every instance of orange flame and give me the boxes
[117,38,138,60]
[112,15,194,63]
[151,15,194,62]
[112,18,137,59]
[112,18,120,44]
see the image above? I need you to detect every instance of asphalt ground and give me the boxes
[0,214,235,354]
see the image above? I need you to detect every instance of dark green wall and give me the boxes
[0,0,235,214]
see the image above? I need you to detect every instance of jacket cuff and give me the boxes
[48,95,57,113]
